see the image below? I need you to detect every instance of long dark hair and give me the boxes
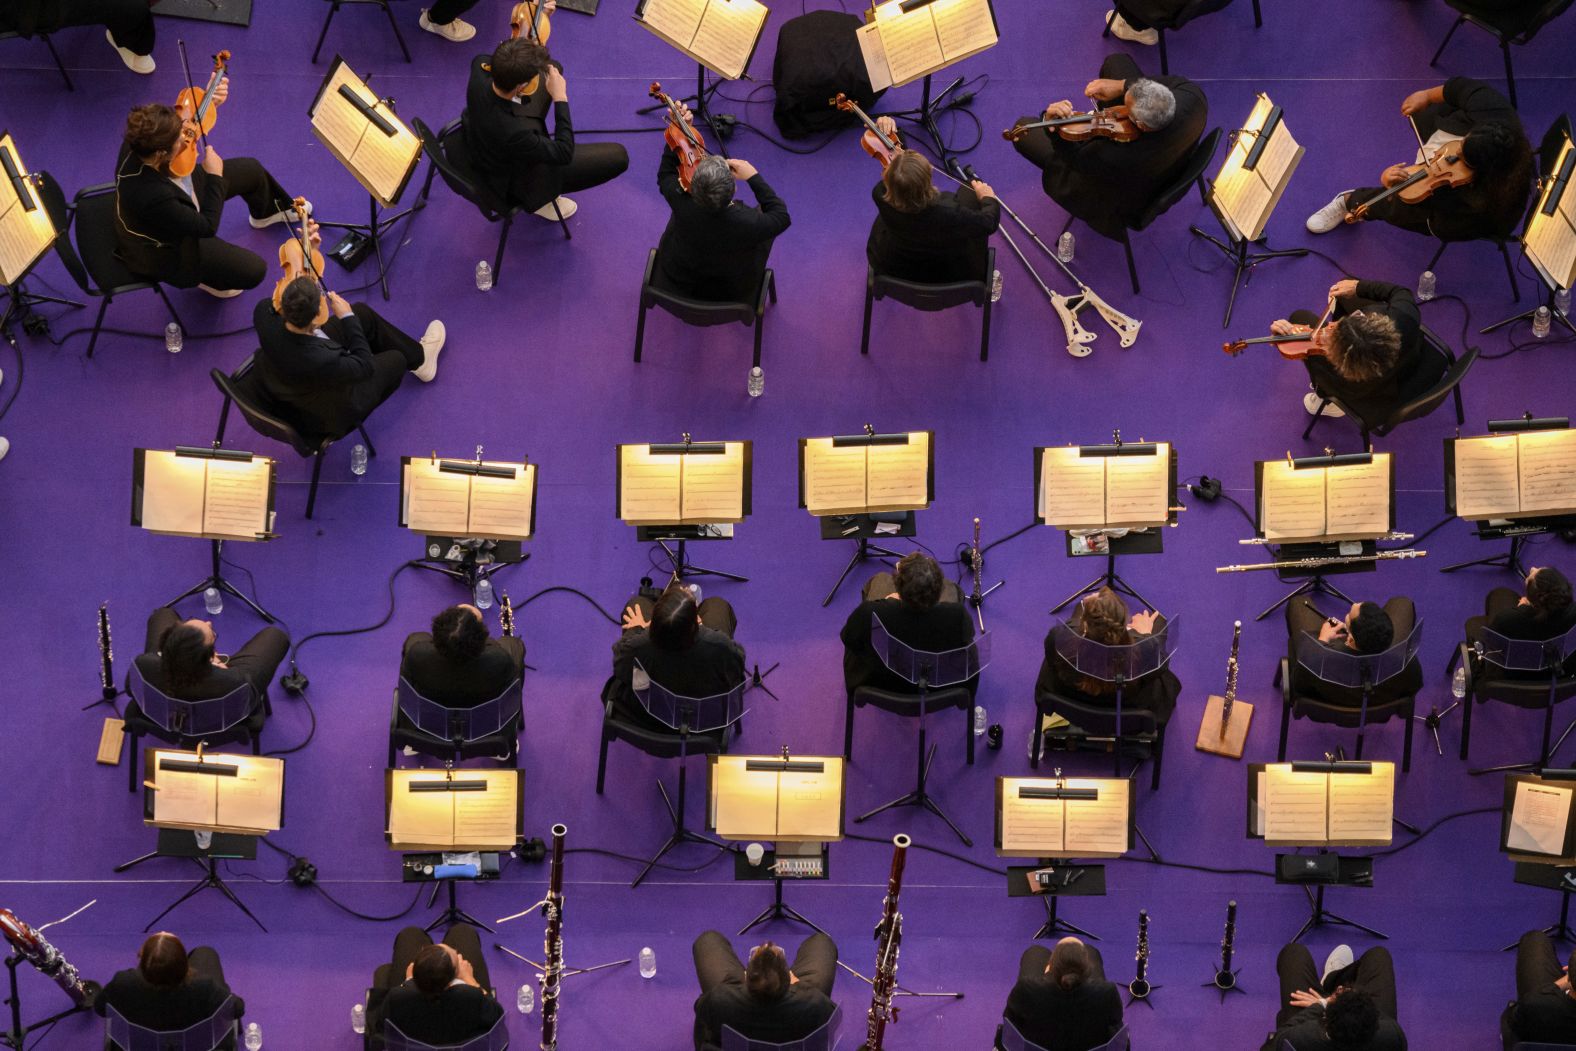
[1048,939,1091,991]
[1073,588,1128,695]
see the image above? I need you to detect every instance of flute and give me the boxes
[1217,549,1425,573]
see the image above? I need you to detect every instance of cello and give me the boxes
[169,45,231,180]
[649,82,707,191]
[830,93,901,167]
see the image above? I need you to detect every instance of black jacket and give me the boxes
[1289,598,1424,711]
[605,627,747,734]
[133,653,255,703]
[380,982,503,1046]
[1513,985,1576,1045]
[1034,617,1180,725]
[840,598,976,701]
[1305,281,1441,424]
[113,145,226,283]
[655,150,791,302]
[693,982,837,1049]
[95,970,239,1041]
[866,180,1000,284]
[1000,973,1123,1051]
[399,633,525,708]
[1267,1012,1407,1051]
[1404,76,1531,241]
[460,55,570,209]
[251,299,382,438]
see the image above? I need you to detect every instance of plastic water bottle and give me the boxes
[165,321,183,354]
[1416,270,1436,302]
[350,443,368,476]
[747,366,764,398]
[474,576,494,610]
[203,587,223,616]
[989,269,1003,303]
[475,260,493,291]
[1533,305,1552,338]
[638,947,657,979]
[973,705,987,736]
[244,1022,262,1051]
[516,983,535,1014]
[350,1003,365,1034]
[1556,287,1572,317]
[1056,232,1076,264]
[1452,664,1467,699]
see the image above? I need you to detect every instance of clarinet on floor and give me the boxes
[0,909,98,1008]
[539,823,567,1051]
[1128,909,1152,1000]
[862,833,910,1051]
[97,602,117,703]
[500,592,516,638]
[1213,900,1239,990]
[969,518,983,608]
[1219,621,1241,734]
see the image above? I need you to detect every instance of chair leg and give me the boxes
[387,736,396,769]
[595,729,610,794]
[312,2,338,63]
[1402,704,1414,774]
[633,301,648,363]
[1277,699,1290,762]
[1250,0,1262,27]
[1430,15,1465,67]
[1428,241,1447,270]
[1542,696,1557,769]
[752,314,764,370]
[1451,380,1465,427]
[1301,400,1329,440]
[419,162,439,205]
[979,292,992,362]
[860,284,875,356]
[305,451,325,519]
[1150,729,1164,790]
[551,201,571,241]
[215,397,233,445]
[1122,233,1139,295]
[1361,426,1372,452]
[965,703,975,766]
[844,698,855,760]
[1501,40,1517,109]
[1460,694,1473,761]
[84,297,114,359]
[494,218,514,284]
[1157,30,1169,76]
[1102,3,1115,37]
[127,733,139,793]
[156,285,185,334]
[42,34,73,91]
[1030,717,1042,771]
[383,1,412,62]
[1499,240,1520,301]
[358,425,377,459]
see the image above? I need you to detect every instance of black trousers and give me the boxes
[1273,943,1399,1030]
[3,0,155,53]
[144,607,290,698]
[861,571,964,607]
[692,931,838,997]
[166,159,292,290]
[623,593,738,637]
[315,303,426,425]
[385,925,493,993]
[425,0,481,24]
[1011,53,1141,172]
[1018,942,1107,982]
[1518,930,1566,1001]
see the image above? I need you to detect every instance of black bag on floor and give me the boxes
[771,10,883,139]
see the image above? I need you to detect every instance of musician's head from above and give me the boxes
[1323,986,1381,1048]
[123,104,185,169]
[1326,310,1401,383]
[159,619,217,690]
[1526,566,1573,617]
[1047,937,1092,990]
[689,155,736,211]
[892,552,945,611]
[1459,119,1530,179]
[411,943,462,997]
[744,942,791,1002]
[650,582,701,652]
[1124,79,1176,133]
[1077,587,1130,646]
[278,276,330,332]
[881,149,938,213]
[489,38,550,99]
[137,932,189,988]
[432,604,490,663]
[1343,601,1394,654]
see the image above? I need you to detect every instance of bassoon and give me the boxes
[0,909,97,1008]
[539,823,567,1051]
[863,834,910,1051]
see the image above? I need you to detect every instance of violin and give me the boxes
[1347,148,1473,222]
[649,82,707,191]
[272,197,329,322]
[830,93,901,168]
[510,0,551,44]
[1223,300,1336,359]
[1003,105,1140,144]
[168,48,231,179]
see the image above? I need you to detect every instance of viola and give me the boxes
[830,93,901,168]
[649,81,707,191]
[168,48,230,180]
[1347,148,1473,222]
[1003,105,1140,144]
[272,197,329,321]
[1221,332,1327,359]
[510,0,551,44]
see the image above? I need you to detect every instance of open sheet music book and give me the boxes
[309,57,422,207]
[1248,762,1395,847]
[1037,444,1172,529]
[0,134,56,286]
[857,0,999,92]
[1524,136,1576,292]
[1449,431,1576,520]
[1503,774,1576,864]
[634,0,767,80]
[133,449,275,541]
[401,457,538,541]
[800,432,932,516]
[1257,454,1392,542]
[994,776,1133,858]
[709,755,846,842]
[386,769,521,851]
[618,441,750,525]
[1210,96,1304,243]
[144,750,285,836]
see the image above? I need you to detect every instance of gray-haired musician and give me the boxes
[691,933,838,1050]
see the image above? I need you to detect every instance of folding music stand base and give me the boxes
[1480,287,1576,337]
[319,192,425,302]
[167,539,277,623]
[1,280,81,347]
[835,959,962,1000]
[631,774,731,889]
[1290,883,1386,944]
[1254,571,1354,623]
[1441,533,1533,577]
[1501,892,1576,952]
[738,878,826,936]
[406,552,528,593]
[823,537,905,608]
[1469,713,1576,776]
[1051,554,1152,615]
[1033,894,1097,941]
[493,943,632,977]
[854,738,972,847]
[1188,226,1308,328]
[883,74,968,167]
[0,956,96,1051]
[138,856,267,933]
[423,880,493,934]
[658,539,749,583]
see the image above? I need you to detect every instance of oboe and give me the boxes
[0,909,98,1008]
[969,518,983,609]
[500,592,516,638]
[862,834,910,1051]
[97,602,116,702]
[1217,549,1424,573]
[1212,900,1240,992]
[1127,909,1152,1001]
[1219,621,1241,734]
[539,823,566,1051]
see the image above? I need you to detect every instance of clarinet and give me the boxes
[863,834,910,1051]
[539,823,566,1051]
[1128,910,1151,999]
[1214,900,1238,990]
[500,592,516,638]
[969,518,984,608]
[0,909,97,1008]
[1219,621,1241,734]
[97,602,116,702]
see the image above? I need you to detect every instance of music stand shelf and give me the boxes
[1275,853,1380,942]
[816,512,916,607]
[401,851,503,934]
[116,829,265,932]
[733,846,830,936]
[1006,863,1107,940]
[1510,862,1576,951]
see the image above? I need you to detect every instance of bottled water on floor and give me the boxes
[203,587,223,616]
[1451,665,1467,699]
[989,269,1002,303]
[747,366,764,397]
[1056,232,1076,263]
[165,322,183,353]
[244,1022,262,1050]
[639,947,657,979]
[517,984,534,1013]
[973,705,987,735]
[475,577,494,610]
[1556,287,1571,317]
[350,443,368,476]
[1416,270,1436,302]
[475,261,494,291]
[351,1003,365,1034]
[1533,306,1552,338]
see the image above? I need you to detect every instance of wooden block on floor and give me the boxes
[1196,695,1253,759]
[97,718,125,765]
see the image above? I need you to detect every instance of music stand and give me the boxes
[0,133,76,347]
[1483,121,1576,337]
[1467,625,1576,775]
[134,445,279,623]
[633,0,768,147]
[309,57,424,300]
[1504,769,1576,949]
[1188,95,1308,327]
[401,451,537,593]
[1443,416,1576,576]
[1046,617,1178,779]
[619,438,752,582]
[800,428,933,606]
[997,775,1133,940]
[386,768,523,932]
[1249,759,1394,942]
[709,752,845,935]
[1036,437,1177,614]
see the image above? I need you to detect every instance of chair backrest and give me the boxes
[1474,623,1576,674]
[71,181,142,293]
[720,1005,842,1051]
[1049,615,1179,685]
[632,664,747,734]
[870,246,992,310]
[29,170,92,294]
[1527,0,1576,36]
[1134,127,1220,230]
[383,1016,509,1051]
[396,676,523,742]
[209,366,322,456]
[1378,340,1477,434]
[1295,619,1424,691]
[1000,1018,1128,1051]
[412,116,502,217]
[104,996,240,1051]
[128,661,255,738]
[868,619,990,688]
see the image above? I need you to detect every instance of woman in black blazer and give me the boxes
[866,116,1000,285]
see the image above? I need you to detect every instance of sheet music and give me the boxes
[640,0,708,46]
[468,463,535,539]
[1063,778,1130,856]
[0,137,55,286]
[866,435,930,510]
[1453,435,1523,519]
[138,451,209,537]
[679,445,745,521]
[776,762,842,839]
[856,22,894,94]
[690,0,766,80]
[1527,140,1576,288]
[453,775,518,847]
[1212,97,1301,242]
[215,757,284,832]
[999,777,1066,855]
[1508,780,1575,857]
[1260,460,1327,541]
[802,439,870,515]
[711,759,781,838]
[202,458,271,539]
[930,0,997,59]
[150,753,219,827]
[619,445,683,522]
[311,62,420,206]
[1104,446,1169,525]
[1262,767,1329,843]
[1040,448,1106,527]
[1323,456,1390,538]
[873,0,944,87]
[404,460,474,535]
[1327,763,1393,844]
[389,774,458,847]
[1517,430,1576,515]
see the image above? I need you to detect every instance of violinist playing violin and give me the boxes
[1009,54,1206,240]
[1305,78,1532,242]
[462,36,629,223]
[866,115,1000,285]
[1270,278,1439,423]
[114,82,304,297]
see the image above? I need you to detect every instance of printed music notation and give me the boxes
[1259,455,1390,542]
[858,0,998,92]
[1253,763,1394,847]
[710,755,845,841]
[0,136,55,286]
[136,450,273,541]
[1210,96,1305,242]
[618,442,748,525]
[148,750,285,835]
[1525,138,1576,289]
[402,459,536,541]
[1506,778,1576,859]
[802,434,930,516]
[1453,431,1576,520]
[310,60,422,207]
[636,0,767,81]
[387,769,520,850]
[1038,445,1170,530]
[997,776,1132,858]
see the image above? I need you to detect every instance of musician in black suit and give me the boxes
[840,552,976,702]
[369,925,502,1046]
[865,115,1000,284]
[1105,0,1232,45]
[1305,78,1532,242]
[1509,930,1576,1045]
[95,932,240,1046]
[691,933,837,1050]
[1264,943,1405,1051]
[1465,566,1576,678]
[461,38,629,221]
[138,607,288,703]
[1285,597,1423,710]
[605,582,746,736]
[1,0,156,73]
[113,93,302,295]
[251,237,442,439]
[1010,53,1207,240]
[999,937,1123,1051]
[1272,278,1438,421]
[400,604,526,707]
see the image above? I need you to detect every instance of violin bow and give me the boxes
[174,41,215,158]
[1309,297,1337,340]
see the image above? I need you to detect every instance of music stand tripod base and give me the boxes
[656,538,749,584]
[823,536,905,607]
[493,943,632,977]
[1051,552,1154,616]
[319,191,422,302]
[0,957,97,1051]
[738,878,826,937]
[882,74,967,167]
[835,959,963,1000]
[424,879,494,934]
[1291,882,1386,944]
[1188,225,1308,328]
[1441,532,1535,577]
[631,775,730,889]
[167,538,277,623]
[116,830,266,933]
[854,740,971,847]
[1255,571,1355,623]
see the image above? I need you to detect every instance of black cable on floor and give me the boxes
[512,585,622,626]
[1365,806,1497,858]
[262,691,316,757]
[313,883,426,923]
[565,844,734,874]
[0,336,22,425]
[844,831,1007,876]
[219,553,291,635]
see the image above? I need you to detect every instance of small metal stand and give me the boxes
[854,682,971,847]
[836,959,962,1001]
[632,723,731,889]
[423,880,493,934]
[1505,863,1576,951]
[1442,530,1536,577]
[0,953,96,1051]
[319,182,423,302]
[883,73,968,167]
[1284,854,1385,944]
[1,279,80,348]
[1189,225,1308,328]
[115,830,266,932]
[1256,567,1355,623]
[736,847,828,937]
[1051,551,1154,616]
[494,943,631,977]
[656,537,749,583]
[1413,701,1460,756]
[964,517,1004,631]
[166,538,276,623]
[823,536,905,608]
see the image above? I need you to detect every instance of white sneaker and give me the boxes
[401,746,419,757]
[106,30,155,74]
[534,196,577,221]
[414,320,445,383]
[1305,191,1353,234]
[249,199,313,230]
[1304,391,1345,418]
[0,436,9,462]
[1322,944,1354,983]
[1107,12,1159,45]
[419,9,476,41]
[198,284,244,299]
